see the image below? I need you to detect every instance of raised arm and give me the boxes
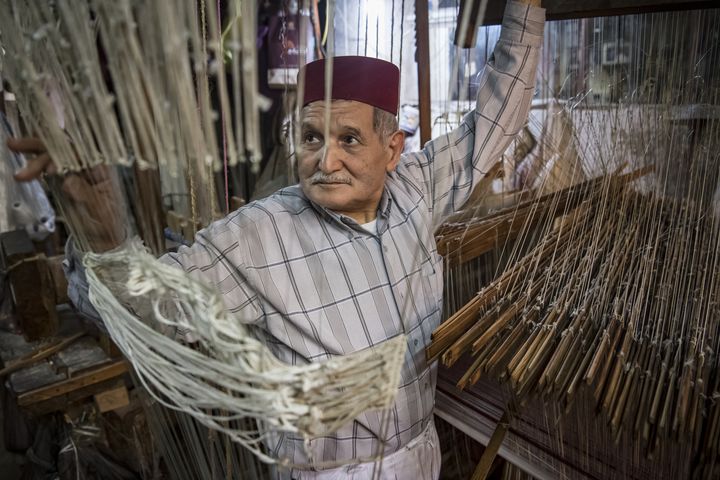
[397,0,545,228]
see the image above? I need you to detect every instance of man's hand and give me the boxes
[7,137,127,252]
[7,137,57,181]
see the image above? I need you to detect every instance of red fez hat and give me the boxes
[299,56,400,115]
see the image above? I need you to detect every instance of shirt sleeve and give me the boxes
[64,217,264,340]
[396,0,545,228]
[161,217,265,328]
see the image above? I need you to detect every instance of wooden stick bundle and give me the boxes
[430,167,720,461]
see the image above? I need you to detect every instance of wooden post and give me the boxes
[454,0,484,48]
[1,230,58,340]
[461,0,717,26]
[0,332,85,378]
[471,409,511,480]
[46,255,69,305]
[415,0,432,147]
[133,165,166,256]
[17,359,128,407]
[95,385,130,413]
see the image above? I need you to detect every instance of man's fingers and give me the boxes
[6,137,47,155]
[7,137,52,182]
[13,153,52,182]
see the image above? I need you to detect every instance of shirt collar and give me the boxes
[300,183,397,235]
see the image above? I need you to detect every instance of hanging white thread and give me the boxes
[84,238,406,464]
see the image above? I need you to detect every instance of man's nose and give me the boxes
[318,143,343,173]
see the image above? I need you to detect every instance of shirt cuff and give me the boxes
[500,1,546,48]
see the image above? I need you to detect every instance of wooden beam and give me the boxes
[1,230,58,340]
[25,378,126,416]
[471,409,511,480]
[415,0,432,147]
[455,0,486,48]
[95,385,130,413]
[457,0,717,32]
[46,255,69,304]
[17,359,128,406]
[0,332,85,378]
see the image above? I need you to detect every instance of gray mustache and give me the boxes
[310,172,351,185]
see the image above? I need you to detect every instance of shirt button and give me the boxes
[414,339,419,346]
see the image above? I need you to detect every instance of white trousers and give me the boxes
[274,421,442,480]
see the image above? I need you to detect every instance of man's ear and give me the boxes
[385,130,405,173]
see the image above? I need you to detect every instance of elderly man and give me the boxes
[9,0,544,477]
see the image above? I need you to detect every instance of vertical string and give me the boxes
[375,16,379,58]
[398,0,405,80]
[390,0,395,63]
[364,6,369,56]
[323,0,335,161]
[356,1,361,56]
[217,0,229,214]
[190,0,207,228]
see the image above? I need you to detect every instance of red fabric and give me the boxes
[299,56,400,115]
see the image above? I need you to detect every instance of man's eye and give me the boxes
[342,135,359,145]
[303,133,320,144]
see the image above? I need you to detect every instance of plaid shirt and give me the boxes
[66,0,544,470]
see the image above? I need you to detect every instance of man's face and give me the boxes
[297,100,403,223]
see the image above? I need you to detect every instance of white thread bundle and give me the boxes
[0,0,265,223]
[84,238,406,464]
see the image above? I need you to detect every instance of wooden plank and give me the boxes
[17,359,128,406]
[415,0,432,147]
[0,330,40,363]
[9,362,66,394]
[670,104,720,121]
[24,378,126,416]
[95,385,130,413]
[53,337,110,377]
[455,0,486,48]
[1,229,34,259]
[133,165,166,256]
[46,255,69,304]
[0,332,85,378]
[471,409,511,480]
[470,0,717,27]
[435,389,558,480]
[1,230,58,340]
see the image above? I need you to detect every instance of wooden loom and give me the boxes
[427,2,720,479]
[1,0,718,478]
